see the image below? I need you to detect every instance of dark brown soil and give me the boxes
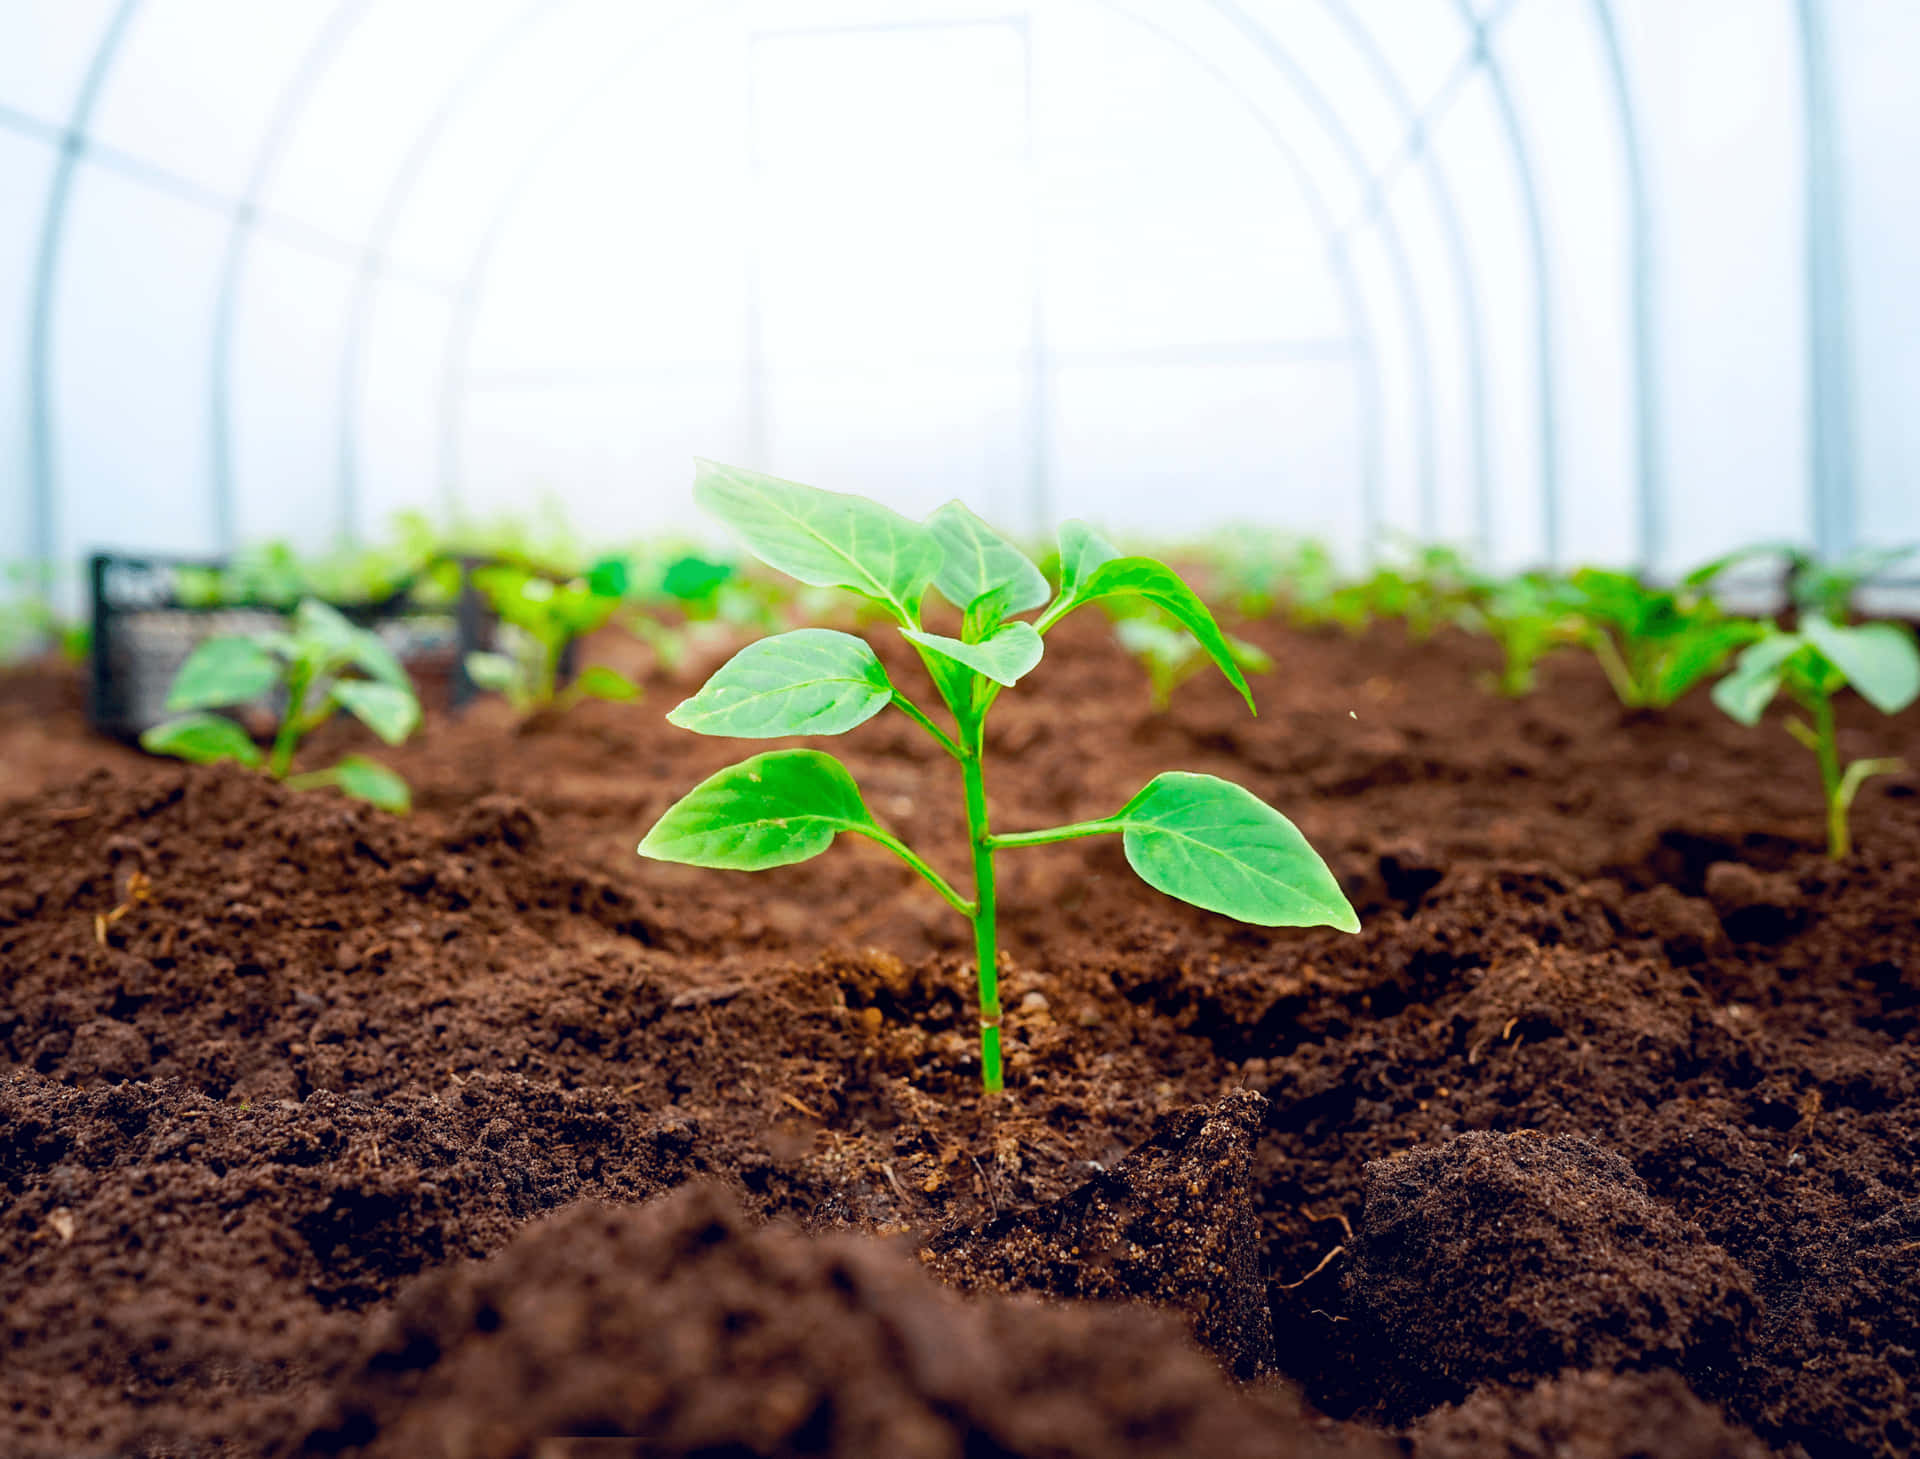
[3,611,1916,1457]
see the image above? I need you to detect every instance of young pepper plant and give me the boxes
[1712,615,1919,858]
[139,598,420,811]
[1570,568,1760,710]
[639,461,1359,1094]
[464,562,639,714]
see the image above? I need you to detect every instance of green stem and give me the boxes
[269,662,313,780]
[989,817,1118,850]
[1832,757,1907,861]
[849,826,974,917]
[1588,631,1644,708]
[1810,692,1844,858]
[960,737,1003,1093]
[890,691,962,759]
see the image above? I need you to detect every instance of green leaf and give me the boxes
[1111,772,1358,931]
[464,651,521,694]
[140,712,263,767]
[320,755,411,813]
[926,501,1050,615]
[693,459,941,624]
[1063,552,1256,713]
[900,621,1044,688]
[330,680,421,746]
[346,626,411,690]
[1650,620,1760,706]
[1712,666,1784,726]
[293,598,361,655]
[638,748,879,870]
[1057,520,1122,601]
[1802,617,1920,715]
[572,664,640,703]
[668,629,892,738]
[165,637,280,711]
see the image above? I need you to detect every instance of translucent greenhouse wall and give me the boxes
[4,0,1918,608]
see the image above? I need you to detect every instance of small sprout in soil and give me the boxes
[1111,604,1272,713]
[1713,615,1920,858]
[464,562,639,715]
[640,461,1359,1093]
[1463,572,1584,697]
[139,598,419,812]
[1569,568,1761,710]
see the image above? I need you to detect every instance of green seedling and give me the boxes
[1112,605,1272,713]
[1463,571,1584,697]
[1688,541,1919,624]
[640,461,1358,1094]
[464,563,639,714]
[1713,615,1919,858]
[1570,568,1761,709]
[139,598,419,811]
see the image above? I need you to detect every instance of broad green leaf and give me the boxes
[668,629,892,738]
[693,459,940,624]
[294,598,361,655]
[1112,772,1358,931]
[900,621,1044,688]
[165,637,280,711]
[140,712,263,767]
[1802,617,1920,715]
[464,651,521,694]
[1711,663,1785,726]
[1651,621,1759,706]
[325,755,412,813]
[346,626,411,690]
[1069,555,1256,713]
[639,748,878,870]
[330,680,421,745]
[1057,521,1122,601]
[571,664,640,703]
[926,501,1050,615]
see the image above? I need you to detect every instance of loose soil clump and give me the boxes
[3,613,1917,1456]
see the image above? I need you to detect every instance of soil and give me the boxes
[2,610,1916,1458]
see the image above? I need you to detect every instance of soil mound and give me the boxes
[1346,1130,1757,1415]
[1411,1370,1772,1459]
[296,1182,1374,1459]
[923,1088,1274,1377]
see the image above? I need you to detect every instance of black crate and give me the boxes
[86,552,487,743]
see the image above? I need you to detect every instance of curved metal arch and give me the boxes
[1453,0,1562,566]
[332,0,557,546]
[1317,0,1492,553]
[1200,0,1437,556]
[435,0,1400,552]
[1590,0,1662,573]
[25,0,142,596]
[208,0,373,554]
[1796,0,1854,561]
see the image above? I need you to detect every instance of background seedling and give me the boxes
[139,598,420,811]
[1463,571,1584,697]
[640,461,1359,1093]
[1713,615,1919,858]
[463,562,639,715]
[1570,568,1760,709]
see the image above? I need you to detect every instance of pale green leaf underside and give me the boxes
[166,637,279,712]
[669,629,893,738]
[639,748,878,870]
[1803,617,1920,715]
[330,680,421,746]
[140,712,263,767]
[927,501,1050,614]
[1057,520,1122,602]
[1113,772,1358,931]
[694,459,940,623]
[1711,665,1782,726]
[901,621,1044,688]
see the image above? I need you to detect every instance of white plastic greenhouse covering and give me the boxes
[4,0,1918,604]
